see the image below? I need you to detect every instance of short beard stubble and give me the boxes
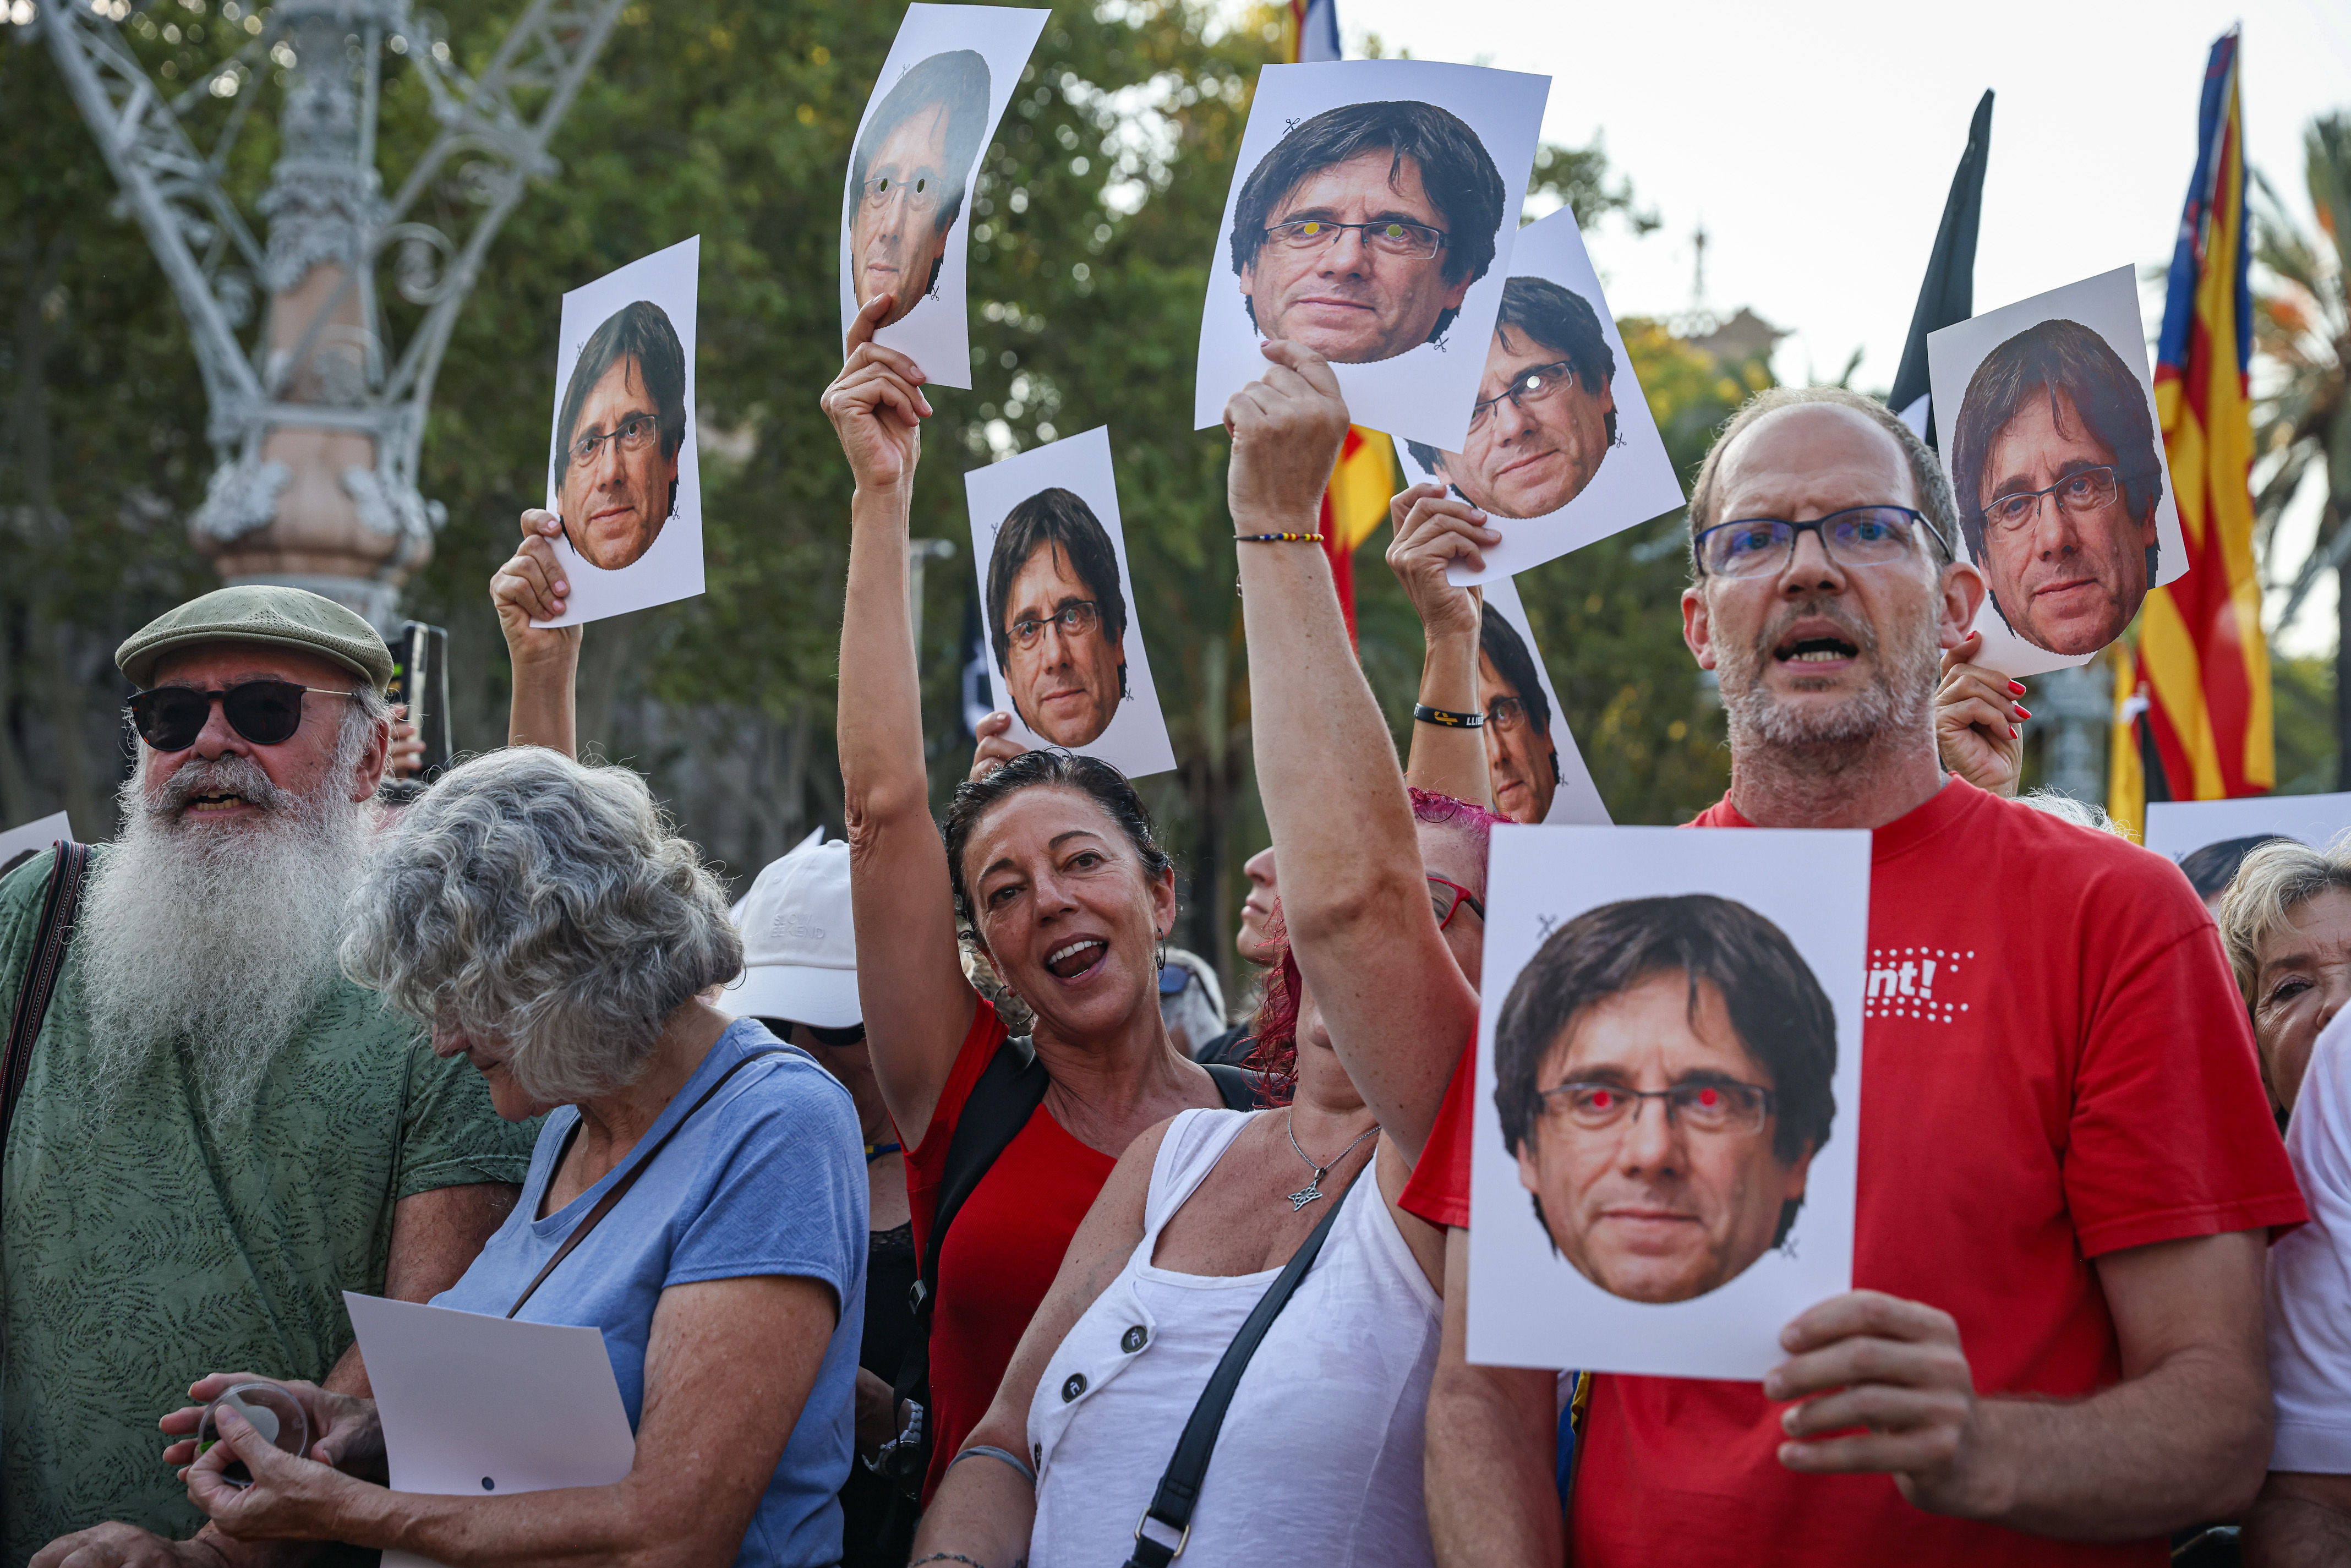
[1715,592,1943,764]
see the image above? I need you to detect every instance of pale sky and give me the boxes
[1253,0,2351,652]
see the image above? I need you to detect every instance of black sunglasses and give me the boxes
[127,680,360,752]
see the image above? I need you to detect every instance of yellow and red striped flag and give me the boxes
[2111,26,2273,833]
[1320,427,1398,640]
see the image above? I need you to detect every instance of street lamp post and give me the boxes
[41,0,627,630]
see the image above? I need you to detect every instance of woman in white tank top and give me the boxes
[907,377,1499,1568]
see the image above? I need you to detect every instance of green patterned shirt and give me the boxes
[0,845,535,1564]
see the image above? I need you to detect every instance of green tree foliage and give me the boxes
[2,0,1736,986]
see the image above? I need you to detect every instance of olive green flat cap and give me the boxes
[116,585,395,692]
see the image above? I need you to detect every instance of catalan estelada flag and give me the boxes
[1320,427,1398,640]
[2111,26,2273,835]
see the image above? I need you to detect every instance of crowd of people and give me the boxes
[2,293,2346,1568]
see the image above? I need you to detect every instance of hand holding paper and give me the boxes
[825,296,932,499]
[1224,341,1353,531]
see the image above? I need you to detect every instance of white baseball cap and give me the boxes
[724,835,861,1029]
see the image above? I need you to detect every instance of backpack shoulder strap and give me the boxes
[2,840,91,1162]
[889,1031,1052,1466]
[911,1032,1050,1323]
[1203,1062,1271,1111]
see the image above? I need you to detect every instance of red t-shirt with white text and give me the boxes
[904,999,1117,1501]
[1401,777,2305,1566]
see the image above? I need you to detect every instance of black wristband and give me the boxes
[1413,704,1484,729]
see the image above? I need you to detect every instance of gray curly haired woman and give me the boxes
[176,747,872,1568]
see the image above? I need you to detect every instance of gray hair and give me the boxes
[341,747,743,1103]
[1687,386,1960,576]
[2018,788,2129,838]
[2217,832,2351,1006]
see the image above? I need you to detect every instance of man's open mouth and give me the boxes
[183,791,251,814]
[1774,636,1858,664]
[1045,938,1106,980]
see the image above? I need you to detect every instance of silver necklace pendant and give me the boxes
[1281,1108,1379,1211]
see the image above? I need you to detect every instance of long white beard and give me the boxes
[1717,594,1942,758]
[75,751,371,1130]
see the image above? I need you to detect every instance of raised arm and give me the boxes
[1228,342,1479,1161]
[827,294,976,1145]
[1388,482,1496,812]
[490,509,583,756]
[910,1121,1166,1565]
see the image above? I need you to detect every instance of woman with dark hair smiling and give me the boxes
[904,342,1491,1565]
[819,293,1250,1512]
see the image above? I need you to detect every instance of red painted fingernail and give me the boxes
[2014,705,2030,718]
[2008,680,2026,695]
[2009,725,2021,738]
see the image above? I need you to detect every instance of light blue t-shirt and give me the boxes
[434,1019,867,1567]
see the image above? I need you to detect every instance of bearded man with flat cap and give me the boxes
[9,586,533,1568]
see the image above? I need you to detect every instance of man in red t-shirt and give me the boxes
[1407,386,2305,1567]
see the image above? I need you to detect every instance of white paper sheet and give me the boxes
[1478,578,1609,826]
[0,812,75,880]
[1466,826,1868,1380]
[839,4,1051,389]
[2144,792,2351,862]
[963,425,1177,779]
[1924,265,2184,678]
[535,236,704,627]
[344,1292,635,1568]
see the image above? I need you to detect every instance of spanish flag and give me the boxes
[2111,26,2273,834]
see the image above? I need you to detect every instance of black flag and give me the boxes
[1889,90,1992,451]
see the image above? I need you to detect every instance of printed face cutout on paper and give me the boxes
[964,426,1175,780]
[1926,265,2186,678]
[538,236,703,627]
[1391,207,1686,586]
[1476,577,1609,827]
[1194,60,1550,451]
[839,5,1049,391]
[1468,826,1868,1380]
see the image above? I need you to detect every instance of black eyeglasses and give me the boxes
[1468,361,1579,436]
[1693,506,1950,578]
[1262,217,1447,261]
[1981,465,2134,532]
[1008,600,1101,651]
[127,680,360,752]
[1535,1079,1774,1137]
[567,411,660,471]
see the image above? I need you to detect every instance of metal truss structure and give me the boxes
[41,0,626,616]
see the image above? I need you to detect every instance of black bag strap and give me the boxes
[1202,1063,1271,1111]
[2,840,91,1161]
[893,1034,1051,1412]
[1122,1173,1355,1568]
[505,1045,792,1318]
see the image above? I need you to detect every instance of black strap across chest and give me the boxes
[2,840,91,1166]
[1121,1174,1355,1568]
[505,1045,794,1318]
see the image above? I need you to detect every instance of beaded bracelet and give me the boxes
[1413,703,1485,728]
[1235,532,1325,544]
